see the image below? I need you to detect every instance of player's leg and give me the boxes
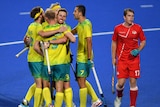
[30,62,43,107]
[42,80,52,107]
[42,65,52,106]
[129,58,140,107]
[34,78,43,107]
[53,65,66,107]
[114,79,125,107]
[18,83,36,107]
[76,62,88,107]
[86,80,102,107]
[63,64,76,107]
[54,81,64,107]
[25,83,36,102]
[77,78,87,107]
[64,82,75,107]
[114,60,128,107]
[129,78,138,107]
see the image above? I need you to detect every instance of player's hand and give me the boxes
[44,41,50,49]
[87,59,94,69]
[58,26,67,33]
[131,49,140,56]
[112,58,116,66]
[24,36,31,47]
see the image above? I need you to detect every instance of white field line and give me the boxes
[19,12,30,15]
[140,4,154,8]
[0,27,160,47]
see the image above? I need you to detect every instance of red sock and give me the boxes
[117,89,123,97]
[130,89,138,106]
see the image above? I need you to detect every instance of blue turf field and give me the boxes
[0,0,160,107]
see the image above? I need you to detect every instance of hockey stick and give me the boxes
[92,65,107,107]
[40,41,53,99]
[112,65,116,94]
[15,47,29,58]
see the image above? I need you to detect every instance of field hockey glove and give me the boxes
[131,49,140,56]
[87,59,94,69]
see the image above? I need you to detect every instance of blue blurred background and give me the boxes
[0,0,160,107]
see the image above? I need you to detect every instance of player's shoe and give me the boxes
[91,98,103,107]
[18,104,29,107]
[72,102,76,107]
[18,99,29,107]
[130,106,135,107]
[114,97,122,107]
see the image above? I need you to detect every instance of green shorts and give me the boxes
[42,64,70,82]
[76,62,90,78]
[28,62,43,78]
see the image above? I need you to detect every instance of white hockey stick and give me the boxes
[92,65,107,107]
[15,47,29,58]
[40,41,53,99]
[112,65,116,94]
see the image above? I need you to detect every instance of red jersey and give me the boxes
[112,23,146,60]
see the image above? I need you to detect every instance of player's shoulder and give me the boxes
[29,22,42,27]
[85,19,91,24]
[133,23,143,29]
[114,23,123,29]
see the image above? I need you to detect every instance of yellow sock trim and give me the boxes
[43,87,52,106]
[25,83,36,102]
[34,88,42,107]
[86,81,98,102]
[64,88,73,107]
[79,88,87,107]
[54,92,64,107]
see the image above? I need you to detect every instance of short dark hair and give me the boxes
[30,6,41,20]
[123,8,134,16]
[58,8,68,16]
[76,5,86,16]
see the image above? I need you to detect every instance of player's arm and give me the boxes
[71,27,77,35]
[23,35,31,47]
[38,26,67,37]
[111,40,117,65]
[46,33,76,48]
[64,31,76,43]
[86,37,92,60]
[34,40,43,56]
[137,40,146,51]
[49,36,68,44]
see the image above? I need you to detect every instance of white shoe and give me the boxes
[114,97,122,107]
[72,102,76,107]
[18,99,29,107]
[91,98,103,107]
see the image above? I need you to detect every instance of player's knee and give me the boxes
[116,83,124,90]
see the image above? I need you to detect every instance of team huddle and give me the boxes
[18,2,102,107]
[18,2,146,107]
